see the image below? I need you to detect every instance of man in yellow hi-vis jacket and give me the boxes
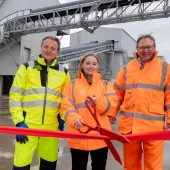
[9,36,70,170]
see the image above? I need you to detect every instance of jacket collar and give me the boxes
[38,55,57,66]
[133,50,158,64]
[80,71,101,84]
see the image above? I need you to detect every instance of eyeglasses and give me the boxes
[137,45,155,51]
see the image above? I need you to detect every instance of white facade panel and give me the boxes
[120,30,136,57]
[70,27,122,50]
[0,42,20,75]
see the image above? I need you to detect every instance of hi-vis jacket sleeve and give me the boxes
[164,64,170,124]
[9,65,26,125]
[112,67,125,117]
[95,81,119,117]
[59,72,70,121]
[61,82,81,127]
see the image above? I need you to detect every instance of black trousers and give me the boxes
[70,147,108,170]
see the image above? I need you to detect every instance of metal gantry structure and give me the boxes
[0,0,169,38]
[0,0,5,7]
[58,40,115,64]
[0,0,169,62]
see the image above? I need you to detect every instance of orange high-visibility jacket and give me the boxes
[61,71,118,150]
[113,52,170,134]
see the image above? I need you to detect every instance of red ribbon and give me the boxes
[0,126,111,140]
[0,126,170,141]
[125,131,170,140]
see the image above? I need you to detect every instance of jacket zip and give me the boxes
[42,65,49,124]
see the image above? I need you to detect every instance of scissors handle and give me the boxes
[78,122,96,134]
[85,96,100,126]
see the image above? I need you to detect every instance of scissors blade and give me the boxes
[104,140,122,165]
[99,127,130,143]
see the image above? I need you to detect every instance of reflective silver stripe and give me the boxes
[69,98,74,105]
[59,64,65,72]
[120,111,165,121]
[71,80,75,106]
[165,104,170,110]
[101,98,111,115]
[104,93,116,97]
[75,103,86,109]
[28,61,35,67]
[9,100,22,108]
[65,109,77,120]
[22,100,61,108]
[62,95,74,105]
[104,80,108,90]
[160,61,168,90]
[24,88,61,97]
[10,86,25,95]
[165,85,170,91]
[114,82,124,91]
[126,83,162,91]
[124,61,168,91]
[123,63,128,87]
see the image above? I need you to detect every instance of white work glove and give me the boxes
[74,119,83,129]
[85,96,96,107]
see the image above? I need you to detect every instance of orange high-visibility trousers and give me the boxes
[123,140,164,170]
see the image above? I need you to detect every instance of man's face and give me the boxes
[137,38,155,62]
[41,38,59,63]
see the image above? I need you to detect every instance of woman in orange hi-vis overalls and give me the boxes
[110,34,170,170]
[61,53,118,170]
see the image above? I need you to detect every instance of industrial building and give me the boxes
[0,0,169,96]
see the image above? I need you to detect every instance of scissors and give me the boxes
[78,96,130,165]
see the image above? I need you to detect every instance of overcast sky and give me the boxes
[59,0,170,62]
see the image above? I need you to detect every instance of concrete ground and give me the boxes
[0,96,170,170]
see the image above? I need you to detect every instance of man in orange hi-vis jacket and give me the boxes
[110,34,170,170]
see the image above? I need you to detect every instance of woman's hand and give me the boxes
[74,119,83,129]
[85,96,96,107]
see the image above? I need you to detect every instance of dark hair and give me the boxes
[41,36,61,52]
[136,34,156,48]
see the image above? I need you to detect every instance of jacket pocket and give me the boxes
[148,104,164,115]
[121,92,132,109]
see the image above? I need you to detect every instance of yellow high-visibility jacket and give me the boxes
[61,71,118,150]
[9,56,70,125]
[113,51,170,134]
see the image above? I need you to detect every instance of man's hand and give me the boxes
[16,122,29,144]
[164,123,170,131]
[108,116,116,124]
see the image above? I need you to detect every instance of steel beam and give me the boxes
[0,0,169,48]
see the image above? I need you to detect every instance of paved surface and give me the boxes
[0,96,170,170]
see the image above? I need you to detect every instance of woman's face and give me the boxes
[82,56,99,76]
